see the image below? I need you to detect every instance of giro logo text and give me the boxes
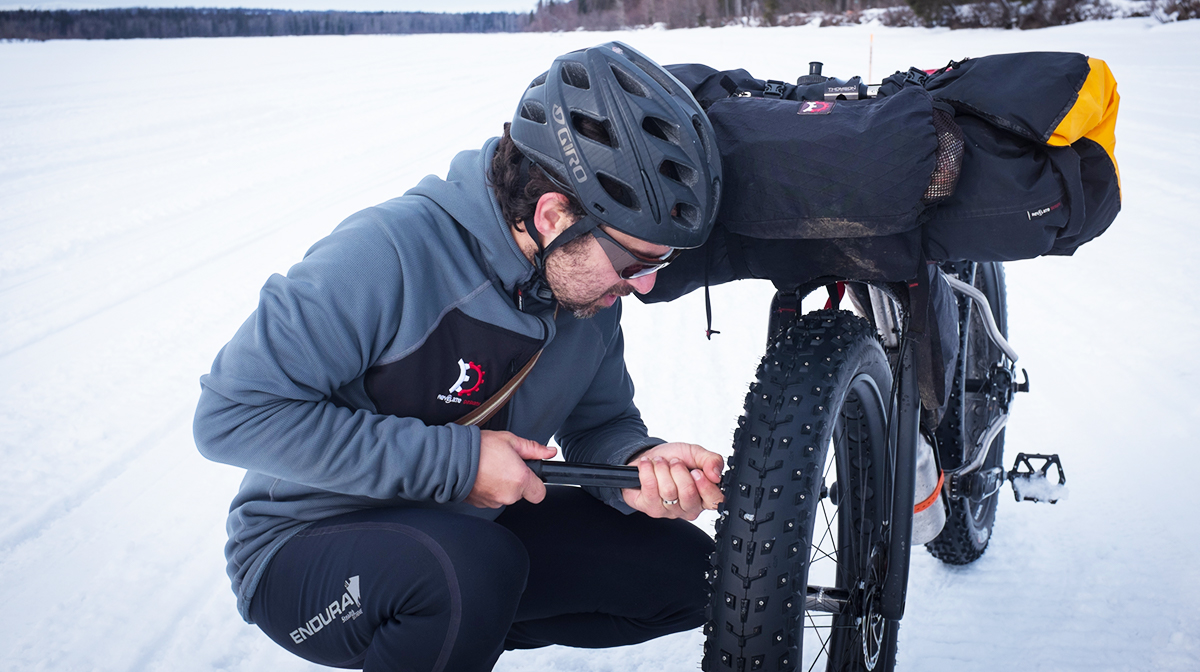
[551,104,588,184]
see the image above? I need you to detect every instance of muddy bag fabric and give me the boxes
[705,85,940,241]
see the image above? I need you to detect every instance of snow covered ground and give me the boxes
[2,17,1198,672]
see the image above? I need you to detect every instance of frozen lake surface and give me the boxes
[1,17,1198,672]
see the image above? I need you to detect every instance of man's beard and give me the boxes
[557,282,633,319]
[543,235,634,319]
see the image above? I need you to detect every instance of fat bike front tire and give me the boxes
[926,262,1008,565]
[704,311,901,672]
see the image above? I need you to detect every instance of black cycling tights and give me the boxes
[249,486,713,671]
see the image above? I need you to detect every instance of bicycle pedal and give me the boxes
[1015,368,1030,393]
[1006,452,1067,503]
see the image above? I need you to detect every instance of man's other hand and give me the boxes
[622,443,724,520]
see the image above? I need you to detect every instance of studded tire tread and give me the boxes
[703,310,899,672]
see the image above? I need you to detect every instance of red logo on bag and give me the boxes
[798,101,834,115]
[1028,202,1062,220]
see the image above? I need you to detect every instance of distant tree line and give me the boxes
[526,0,904,30]
[2,0,1183,39]
[532,0,1191,29]
[0,8,528,40]
[523,0,1167,29]
[0,2,907,41]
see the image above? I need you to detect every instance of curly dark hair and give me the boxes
[489,122,587,234]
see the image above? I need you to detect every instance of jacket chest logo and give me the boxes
[363,307,543,431]
[437,358,485,407]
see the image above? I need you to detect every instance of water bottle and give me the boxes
[911,434,947,545]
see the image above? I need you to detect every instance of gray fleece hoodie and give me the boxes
[194,138,661,622]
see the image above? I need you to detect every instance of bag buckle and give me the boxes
[904,67,930,87]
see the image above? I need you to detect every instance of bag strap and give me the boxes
[454,304,556,428]
[453,348,543,427]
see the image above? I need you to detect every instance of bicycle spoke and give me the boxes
[810,543,839,566]
[803,610,833,672]
[814,505,836,558]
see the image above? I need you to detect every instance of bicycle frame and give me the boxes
[526,262,1024,632]
[837,265,1017,620]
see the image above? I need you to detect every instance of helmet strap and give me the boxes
[532,213,599,274]
[516,157,602,304]
[521,213,599,313]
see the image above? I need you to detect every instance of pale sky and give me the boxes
[1,1,539,12]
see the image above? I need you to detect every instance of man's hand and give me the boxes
[466,430,557,509]
[622,443,724,521]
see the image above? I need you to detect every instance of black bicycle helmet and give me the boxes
[509,41,722,251]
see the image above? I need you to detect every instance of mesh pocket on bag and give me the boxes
[923,107,964,203]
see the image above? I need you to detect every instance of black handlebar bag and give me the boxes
[646,52,1121,301]
[646,82,952,299]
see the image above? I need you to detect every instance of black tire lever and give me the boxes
[524,460,641,489]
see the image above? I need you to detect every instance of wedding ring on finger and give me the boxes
[662,498,679,506]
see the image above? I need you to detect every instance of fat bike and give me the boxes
[699,262,1066,672]
[526,261,1065,672]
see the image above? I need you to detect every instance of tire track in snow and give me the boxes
[0,112,439,360]
[0,407,189,557]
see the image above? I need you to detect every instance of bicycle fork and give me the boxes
[881,341,919,621]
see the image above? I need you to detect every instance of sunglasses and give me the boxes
[592,226,681,279]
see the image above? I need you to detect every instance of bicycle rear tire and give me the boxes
[704,310,901,672]
[926,262,1008,565]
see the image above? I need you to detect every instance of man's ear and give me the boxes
[531,192,575,246]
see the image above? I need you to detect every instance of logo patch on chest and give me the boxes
[437,358,485,406]
[363,307,543,430]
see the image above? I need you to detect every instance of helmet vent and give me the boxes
[624,52,677,94]
[709,177,722,223]
[673,202,701,230]
[642,116,680,146]
[571,112,616,148]
[691,115,711,156]
[529,71,548,88]
[659,160,698,187]
[598,173,640,211]
[610,64,650,98]
[561,62,591,90]
[520,101,547,124]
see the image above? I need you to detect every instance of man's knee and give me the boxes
[402,518,529,671]
[450,518,530,602]
[641,517,713,582]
